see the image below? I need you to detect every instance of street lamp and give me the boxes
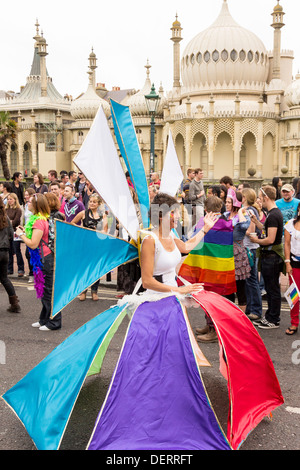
[145,83,160,175]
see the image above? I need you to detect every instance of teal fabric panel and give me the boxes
[110,99,150,227]
[51,220,138,317]
[2,304,128,450]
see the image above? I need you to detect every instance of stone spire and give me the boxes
[170,13,183,89]
[271,1,285,80]
[37,30,48,98]
[89,48,97,88]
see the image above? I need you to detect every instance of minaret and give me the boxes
[170,13,183,90]
[37,30,48,98]
[271,0,285,80]
[89,48,98,88]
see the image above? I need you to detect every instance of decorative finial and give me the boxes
[145,59,151,79]
[35,19,40,35]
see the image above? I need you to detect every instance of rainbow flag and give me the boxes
[178,216,236,296]
[284,276,300,309]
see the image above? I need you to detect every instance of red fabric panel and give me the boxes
[192,290,284,450]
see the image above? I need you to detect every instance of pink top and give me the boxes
[33,219,52,257]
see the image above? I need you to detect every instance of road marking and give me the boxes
[286,407,300,415]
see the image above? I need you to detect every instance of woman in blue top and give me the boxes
[224,189,250,313]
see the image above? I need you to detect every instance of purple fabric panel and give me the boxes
[88,296,230,450]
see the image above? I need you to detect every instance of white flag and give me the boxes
[159,131,183,197]
[73,106,140,241]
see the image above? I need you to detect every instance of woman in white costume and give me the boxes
[140,192,218,295]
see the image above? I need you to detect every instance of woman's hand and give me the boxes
[286,262,293,275]
[203,212,219,232]
[16,225,25,237]
[177,283,203,295]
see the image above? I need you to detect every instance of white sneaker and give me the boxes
[32,322,41,328]
[39,325,51,331]
[28,276,34,283]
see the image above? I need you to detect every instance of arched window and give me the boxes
[285,151,289,168]
[230,49,238,62]
[212,50,219,62]
[10,144,18,174]
[23,142,31,175]
[204,51,210,63]
[247,51,254,62]
[239,50,246,62]
[78,131,84,144]
[221,49,228,61]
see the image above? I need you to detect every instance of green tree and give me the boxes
[0,111,17,180]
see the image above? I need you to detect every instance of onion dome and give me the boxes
[284,73,300,108]
[71,72,110,120]
[181,0,268,93]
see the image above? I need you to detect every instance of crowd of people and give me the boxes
[0,167,299,339]
[0,169,108,330]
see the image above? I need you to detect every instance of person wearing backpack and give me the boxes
[15,194,62,331]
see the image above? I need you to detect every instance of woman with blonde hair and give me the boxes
[6,192,25,276]
[15,194,61,331]
[242,188,263,321]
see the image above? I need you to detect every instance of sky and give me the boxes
[1,0,299,100]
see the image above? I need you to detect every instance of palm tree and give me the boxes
[0,111,17,180]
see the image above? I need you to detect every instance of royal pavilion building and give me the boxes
[1,0,300,185]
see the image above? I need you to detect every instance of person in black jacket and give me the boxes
[0,197,21,312]
[11,172,25,207]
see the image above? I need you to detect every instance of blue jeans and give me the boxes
[245,249,262,317]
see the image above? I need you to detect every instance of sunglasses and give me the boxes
[260,187,267,198]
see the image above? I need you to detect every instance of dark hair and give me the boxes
[48,170,57,178]
[3,182,12,192]
[219,184,227,200]
[12,172,22,181]
[34,172,44,185]
[272,177,281,189]
[69,170,77,178]
[0,197,9,229]
[49,181,60,188]
[208,185,221,198]
[150,192,179,226]
[272,177,281,200]
[293,202,300,226]
[220,176,233,186]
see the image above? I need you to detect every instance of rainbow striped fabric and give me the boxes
[284,277,300,309]
[178,216,236,296]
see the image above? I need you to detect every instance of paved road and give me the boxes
[0,274,299,451]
